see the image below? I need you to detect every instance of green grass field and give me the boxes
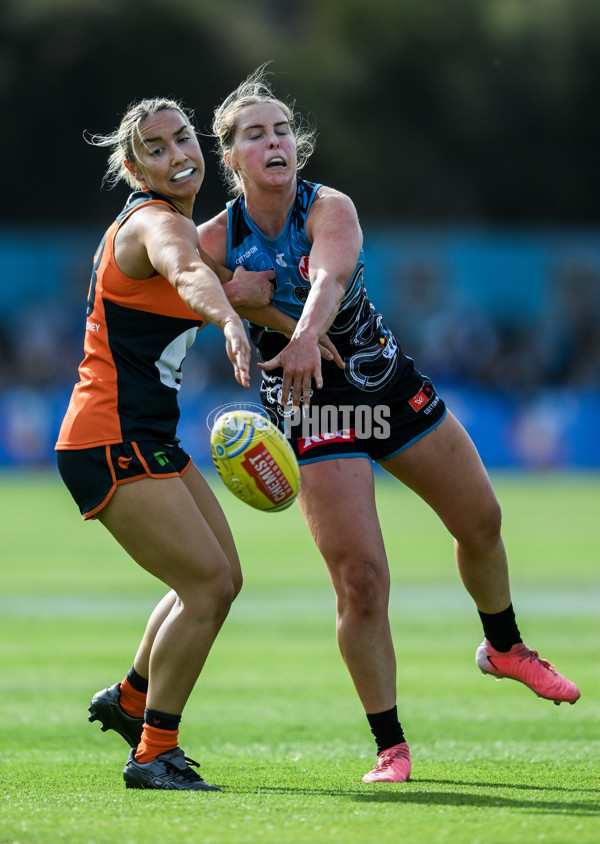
[1,469,598,844]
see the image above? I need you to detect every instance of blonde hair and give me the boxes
[86,97,196,189]
[211,64,317,196]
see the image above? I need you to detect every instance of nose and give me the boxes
[267,131,280,149]
[170,142,186,163]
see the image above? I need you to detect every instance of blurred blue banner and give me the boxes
[1,226,599,468]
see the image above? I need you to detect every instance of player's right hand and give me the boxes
[223,317,252,388]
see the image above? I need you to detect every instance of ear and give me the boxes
[124,159,144,182]
[223,150,238,172]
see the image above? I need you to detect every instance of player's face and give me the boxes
[129,109,205,201]
[228,102,297,189]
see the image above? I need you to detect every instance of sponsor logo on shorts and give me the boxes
[117,456,133,470]
[408,382,441,416]
[153,451,170,467]
[297,428,355,455]
[409,383,433,412]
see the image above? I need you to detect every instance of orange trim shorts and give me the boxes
[56,441,192,520]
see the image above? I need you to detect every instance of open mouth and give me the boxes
[266,157,286,169]
[172,167,195,182]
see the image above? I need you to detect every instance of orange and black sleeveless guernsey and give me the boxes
[56,190,205,450]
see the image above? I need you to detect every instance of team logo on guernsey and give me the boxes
[294,285,311,304]
[408,383,434,412]
[298,255,310,282]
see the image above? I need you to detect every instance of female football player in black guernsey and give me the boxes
[57,97,275,791]
[195,67,580,783]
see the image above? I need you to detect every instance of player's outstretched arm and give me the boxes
[137,205,251,387]
[259,189,361,407]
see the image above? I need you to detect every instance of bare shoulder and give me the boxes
[307,184,361,240]
[197,208,228,236]
[115,203,196,278]
[123,202,194,239]
[313,184,356,208]
[197,210,228,264]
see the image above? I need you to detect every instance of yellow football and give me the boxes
[210,410,300,512]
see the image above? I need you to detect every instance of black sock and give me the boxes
[478,603,522,652]
[366,706,405,755]
[126,665,149,694]
[144,708,181,731]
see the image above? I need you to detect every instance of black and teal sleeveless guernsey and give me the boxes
[225,178,410,395]
[225,178,446,457]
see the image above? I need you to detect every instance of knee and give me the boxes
[334,558,389,618]
[456,495,503,552]
[180,566,237,625]
[212,570,237,622]
[479,495,503,542]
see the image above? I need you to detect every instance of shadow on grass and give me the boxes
[417,777,600,794]
[229,779,600,817]
[354,777,600,816]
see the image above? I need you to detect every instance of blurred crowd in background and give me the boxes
[1,0,599,468]
[1,228,600,396]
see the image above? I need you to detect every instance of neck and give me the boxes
[171,197,195,218]
[146,186,195,219]
[243,178,298,239]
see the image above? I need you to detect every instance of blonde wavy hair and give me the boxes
[86,97,196,190]
[211,64,317,196]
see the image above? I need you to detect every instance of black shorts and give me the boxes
[56,441,192,520]
[260,364,447,465]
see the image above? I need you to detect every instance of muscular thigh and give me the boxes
[98,473,233,594]
[380,411,501,540]
[182,463,242,588]
[297,457,387,573]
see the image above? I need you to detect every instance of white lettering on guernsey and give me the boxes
[235,246,259,265]
[86,321,101,332]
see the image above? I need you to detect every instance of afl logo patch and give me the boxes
[293,285,311,304]
[298,255,310,282]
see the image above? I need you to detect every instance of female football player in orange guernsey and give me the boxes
[195,67,581,784]
[55,97,276,791]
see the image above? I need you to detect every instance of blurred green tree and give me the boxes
[1,0,599,224]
